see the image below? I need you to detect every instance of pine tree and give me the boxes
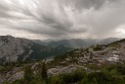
[24,66,34,84]
[41,62,48,79]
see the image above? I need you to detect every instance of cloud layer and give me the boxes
[0,0,125,40]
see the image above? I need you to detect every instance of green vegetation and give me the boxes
[93,44,103,51]
[9,63,125,84]
[2,39,125,84]
[24,66,34,84]
[25,44,72,61]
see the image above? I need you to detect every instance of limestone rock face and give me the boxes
[0,35,71,65]
[0,36,33,63]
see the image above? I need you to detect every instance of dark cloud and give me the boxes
[0,0,125,40]
[62,0,119,11]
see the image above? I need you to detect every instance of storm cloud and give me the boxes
[0,0,125,40]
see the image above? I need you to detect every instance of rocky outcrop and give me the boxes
[0,67,24,84]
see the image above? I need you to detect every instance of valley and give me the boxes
[0,36,125,84]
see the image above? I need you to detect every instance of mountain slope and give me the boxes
[48,39,125,72]
[45,38,120,48]
[0,35,71,65]
[47,39,97,48]
[98,37,120,45]
[0,39,125,83]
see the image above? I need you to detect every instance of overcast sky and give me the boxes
[0,0,125,40]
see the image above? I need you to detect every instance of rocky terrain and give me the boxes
[47,39,125,75]
[0,39,125,83]
[0,35,71,65]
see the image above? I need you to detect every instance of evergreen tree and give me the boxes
[41,62,48,79]
[24,66,34,84]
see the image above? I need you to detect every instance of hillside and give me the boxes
[46,39,125,75]
[45,38,120,48]
[0,35,71,65]
[0,39,125,84]
[98,37,120,45]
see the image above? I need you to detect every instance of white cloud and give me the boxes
[0,0,125,40]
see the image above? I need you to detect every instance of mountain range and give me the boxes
[0,35,121,65]
[44,37,120,48]
[0,37,125,83]
[0,35,71,65]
